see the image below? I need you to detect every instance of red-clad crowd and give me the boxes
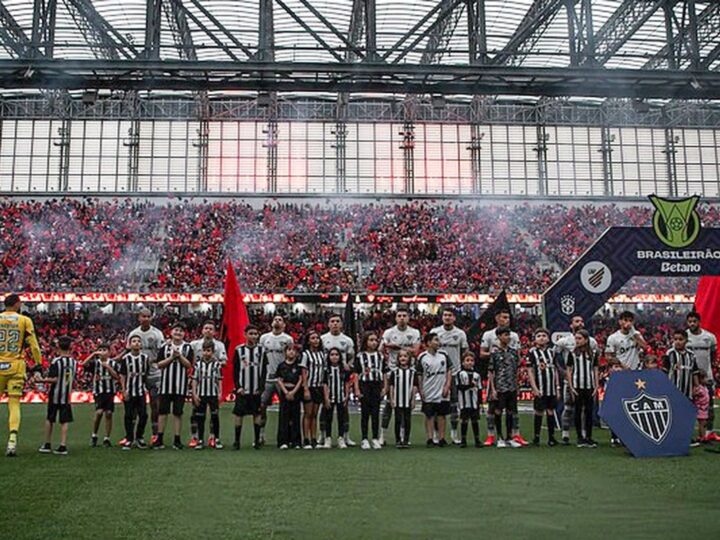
[2,199,718,294]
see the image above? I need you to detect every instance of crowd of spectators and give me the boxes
[2,198,718,294]
[0,199,163,292]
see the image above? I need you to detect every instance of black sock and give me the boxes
[548,415,556,439]
[494,414,503,439]
[253,424,261,443]
[461,422,468,440]
[506,413,513,440]
[534,415,543,438]
[235,425,242,444]
[471,420,480,442]
[174,435,181,445]
[157,432,164,444]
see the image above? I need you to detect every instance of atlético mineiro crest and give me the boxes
[622,393,672,444]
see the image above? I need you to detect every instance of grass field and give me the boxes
[0,404,718,540]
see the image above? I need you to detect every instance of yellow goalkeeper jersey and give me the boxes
[0,310,42,368]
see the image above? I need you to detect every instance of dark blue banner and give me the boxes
[542,227,720,333]
[599,369,697,458]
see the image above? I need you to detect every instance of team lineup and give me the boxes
[0,294,716,456]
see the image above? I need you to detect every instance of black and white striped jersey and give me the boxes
[389,367,417,409]
[48,356,77,405]
[158,342,194,395]
[354,351,385,383]
[87,358,120,395]
[567,350,598,390]
[300,350,326,388]
[119,353,149,398]
[455,369,481,410]
[665,348,698,399]
[527,347,558,397]
[325,364,347,404]
[193,360,223,398]
[233,344,267,395]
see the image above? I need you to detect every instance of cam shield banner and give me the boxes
[600,369,696,458]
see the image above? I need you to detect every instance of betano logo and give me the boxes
[648,195,701,249]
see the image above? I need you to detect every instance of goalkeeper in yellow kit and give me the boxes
[0,294,42,457]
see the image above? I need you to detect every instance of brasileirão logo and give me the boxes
[648,195,701,248]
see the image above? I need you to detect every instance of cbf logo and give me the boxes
[649,195,701,248]
[560,295,575,315]
[622,387,672,444]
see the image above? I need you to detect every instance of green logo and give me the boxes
[648,195,701,248]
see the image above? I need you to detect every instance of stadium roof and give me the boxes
[0,1,719,99]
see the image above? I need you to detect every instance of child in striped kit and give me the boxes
[191,340,224,449]
[456,351,482,448]
[83,343,120,448]
[276,346,303,449]
[388,350,417,448]
[37,336,77,455]
[527,329,560,447]
[322,348,350,449]
[119,335,150,450]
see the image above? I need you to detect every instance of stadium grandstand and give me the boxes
[0,1,719,538]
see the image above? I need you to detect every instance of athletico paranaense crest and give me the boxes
[622,393,672,444]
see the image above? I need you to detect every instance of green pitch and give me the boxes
[0,404,717,540]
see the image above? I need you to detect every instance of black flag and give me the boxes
[344,292,358,349]
[467,289,512,341]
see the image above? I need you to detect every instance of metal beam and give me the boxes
[293,0,365,60]
[594,0,666,66]
[380,0,455,62]
[364,0,376,61]
[701,42,720,70]
[686,0,700,69]
[32,0,57,58]
[4,96,720,128]
[387,0,465,64]
[185,0,253,58]
[466,0,487,65]
[645,2,720,70]
[421,0,464,64]
[0,1,35,58]
[163,0,197,61]
[565,0,596,66]
[697,2,720,70]
[144,0,162,60]
[273,0,344,62]
[258,0,274,62]
[347,0,365,64]
[490,0,564,66]
[64,0,139,60]
[3,59,720,99]
[335,0,366,192]
[693,2,720,69]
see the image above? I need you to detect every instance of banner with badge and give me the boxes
[543,195,720,333]
[600,370,697,458]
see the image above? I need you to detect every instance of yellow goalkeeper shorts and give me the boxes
[0,361,25,397]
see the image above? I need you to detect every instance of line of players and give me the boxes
[32,306,718,455]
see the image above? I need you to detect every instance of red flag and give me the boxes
[695,277,720,341]
[220,261,249,400]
